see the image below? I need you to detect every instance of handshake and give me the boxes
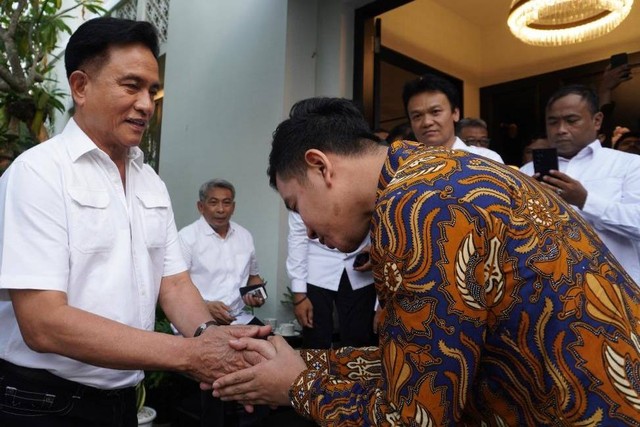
[192,322,307,409]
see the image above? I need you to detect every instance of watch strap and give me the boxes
[193,320,217,337]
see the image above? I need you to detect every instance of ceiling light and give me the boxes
[508,0,634,46]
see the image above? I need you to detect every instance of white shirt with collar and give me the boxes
[520,140,640,282]
[286,212,373,294]
[452,137,504,163]
[0,118,186,389]
[179,217,259,317]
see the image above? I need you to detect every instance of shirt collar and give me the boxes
[64,118,144,168]
[561,139,601,161]
[197,215,235,239]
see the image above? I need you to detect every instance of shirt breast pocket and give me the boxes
[136,191,169,248]
[68,188,114,253]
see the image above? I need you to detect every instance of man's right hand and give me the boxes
[293,293,313,328]
[206,300,236,325]
[192,324,273,386]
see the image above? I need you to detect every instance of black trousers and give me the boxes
[304,270,377,349]
[0,359,137,427]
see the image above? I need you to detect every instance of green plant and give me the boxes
[280,286,295,307]
[0,0,104,167]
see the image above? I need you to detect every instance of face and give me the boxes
[459,126,489,148]
[197,187,235,235]
[546,94,602,158]
[522,138,551,164]
[407,91,459,148]
[71,43,160,157]
[616,136,640,155]
[276,171,372,253]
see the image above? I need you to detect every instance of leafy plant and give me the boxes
[0,0,105,168]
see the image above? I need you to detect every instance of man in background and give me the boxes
[179,179,265,327]
[403,73,504,163]
[521,85,640,283]
[179,178,267,427]
[0,18,267,426]
[457,117,491,148]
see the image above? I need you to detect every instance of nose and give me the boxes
[135,92,155,118]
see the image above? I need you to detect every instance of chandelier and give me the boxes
[508,0,634,46]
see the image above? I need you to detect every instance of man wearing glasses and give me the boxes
[457,117,492,148]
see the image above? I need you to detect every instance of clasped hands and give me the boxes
[207,333,307,410]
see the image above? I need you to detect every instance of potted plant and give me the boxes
[135,383,157,427]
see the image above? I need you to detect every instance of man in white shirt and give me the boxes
[179,179,267,426]
[0,18,268,426]
[287,212,377,349]
[402,74,504,163]
[457,117,492,149]
[520,84,640,283]
[179,179,265,326]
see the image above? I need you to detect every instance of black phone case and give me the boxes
[532,148,559,181]
[610,53,628,68]
[240,283,267,297]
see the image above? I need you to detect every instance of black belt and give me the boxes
[0,358,135,399]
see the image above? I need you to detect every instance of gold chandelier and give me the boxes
[508,0,634,46]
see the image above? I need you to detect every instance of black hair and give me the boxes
[268,97,382,189]
[387,122,416,143]
[65,17,159,79]
[402,73,460,116]
[614,130,640,149]
[546,84,599,116]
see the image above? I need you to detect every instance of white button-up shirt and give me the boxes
[0,119,186,389]
[452,137,504,163]
[179,217,260,317]
[520,140,640,283]
[286,212,373,293]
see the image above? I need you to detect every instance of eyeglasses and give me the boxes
[463,138,491,146]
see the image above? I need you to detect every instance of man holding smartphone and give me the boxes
[521,85,640,283]
[179,179,265,326]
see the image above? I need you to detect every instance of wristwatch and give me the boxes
[193,320,217,337]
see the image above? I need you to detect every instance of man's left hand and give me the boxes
[542,170,588,209]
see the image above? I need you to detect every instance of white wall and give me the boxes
[160,0,365,321]
[160,0,290,320]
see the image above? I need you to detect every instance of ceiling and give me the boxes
[429,0,510,27]
[379,0,640,86]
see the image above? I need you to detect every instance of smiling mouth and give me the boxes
[126,118,147,129]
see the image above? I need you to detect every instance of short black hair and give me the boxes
[65,17,159,79]
[546,84,599,116]
[614,130,640,149]
[387,122,416,143]
[268,97,382,189]
[402,73,460,116]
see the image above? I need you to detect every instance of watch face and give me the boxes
[194,321,216,337]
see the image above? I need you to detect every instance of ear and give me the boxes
[593,111,604,132]
[452,107,460,123]
[197,200,204,214]
[69,70,89,107]
[304,149,333,185]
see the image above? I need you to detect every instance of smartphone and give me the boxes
[240,283,268,300]
[532,148,558,181]
[610,52,628,68]
[353,252,370,268]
